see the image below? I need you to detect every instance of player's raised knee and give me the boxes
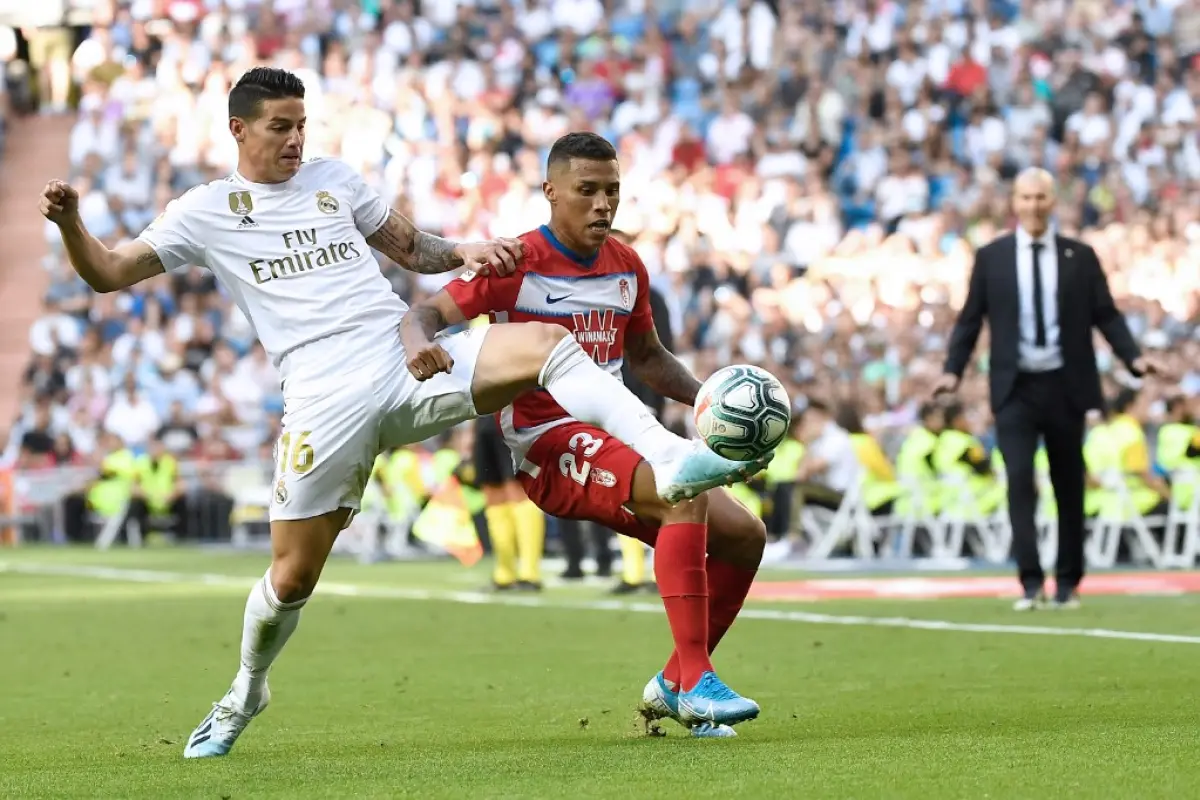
[482,321,570,379]
[499,321,574,384]
[521,321,573,363]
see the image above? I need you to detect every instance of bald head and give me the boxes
[1014,167,1054,195]
[1012,167,1055,237]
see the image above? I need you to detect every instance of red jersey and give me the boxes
[443,225,655,456]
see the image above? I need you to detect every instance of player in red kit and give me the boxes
[400,133,768,738]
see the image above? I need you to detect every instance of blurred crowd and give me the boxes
[4,0,1200,474]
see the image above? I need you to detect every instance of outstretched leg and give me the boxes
[469,323,769,503]
[184,509,348,758]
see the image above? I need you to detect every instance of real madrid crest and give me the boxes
[618,278,631,309]
[228,191,253,215]
[274,477,289,505]
[316,191,339,214]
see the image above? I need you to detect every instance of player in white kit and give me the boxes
[38,67,770,758]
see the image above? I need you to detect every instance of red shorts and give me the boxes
[516,421,659,545]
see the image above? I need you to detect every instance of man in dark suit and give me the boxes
[935,168,1164,609]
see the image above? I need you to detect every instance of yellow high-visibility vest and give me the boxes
[849,432,901,511]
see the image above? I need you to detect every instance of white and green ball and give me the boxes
[694,365,791,461]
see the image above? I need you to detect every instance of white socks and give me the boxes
[538,334,687,468]
[230,570,305,712]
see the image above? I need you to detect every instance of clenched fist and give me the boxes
[406,340,454,381]
[40,180,80,225]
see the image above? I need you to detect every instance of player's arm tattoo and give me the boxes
[624,328,702,406]
[114,246,167,289]
[367,209,464,274]
[65,233,164,293]
[400,304,448,344]
[399,291,467,350]
[133,248,163,272]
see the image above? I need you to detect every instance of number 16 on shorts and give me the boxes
[559,430,603,486]
[277,431,316,475]
[272,431,315,509]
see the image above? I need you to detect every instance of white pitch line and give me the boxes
[5,560,1200,645]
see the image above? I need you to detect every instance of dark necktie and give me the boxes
[1031,242,1047,347]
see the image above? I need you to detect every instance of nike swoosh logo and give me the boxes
[546,293,572,304]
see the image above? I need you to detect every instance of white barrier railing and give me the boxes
[4,459,274,545]
[6,459,1199,570]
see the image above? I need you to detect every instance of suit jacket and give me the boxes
[943,232,1140,413]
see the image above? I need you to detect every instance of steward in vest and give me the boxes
[932,402,1004,519]
[1081,409,1112,518]
[894,402,946,518]
[387,446,431,522]
[358,446,429,547]
[1156,395,1200,512]
[411,432,487,568]
[129,435,187,539]
[62,432,139,543]
[358,451,393,519]
[1097,388,1169,523]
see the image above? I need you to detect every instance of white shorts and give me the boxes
[269,326,489,523]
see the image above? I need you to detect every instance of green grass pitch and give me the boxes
[2,547,1199,799]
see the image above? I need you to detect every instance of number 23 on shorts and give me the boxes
[558,430,603,486]
[278,431,316,475]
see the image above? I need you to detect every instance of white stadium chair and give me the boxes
[802,479,882,561]
[1162,467,1200,568]
[1086,469,1165,569]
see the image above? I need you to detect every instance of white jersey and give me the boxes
[137,158,406,389]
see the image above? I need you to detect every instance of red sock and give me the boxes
[654,522,711,692]
[704,557,757,652]
[663,556,757,688]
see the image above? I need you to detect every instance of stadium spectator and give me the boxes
[2,0,1199,551]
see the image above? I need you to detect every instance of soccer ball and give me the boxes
[694,365,791,461]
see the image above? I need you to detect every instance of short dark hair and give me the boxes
[835,403,864,434]
[1111,387,1138,414]
[805,398,832,416]
[547,132,617,173]
[228,67,306,120]
[918,401,943,422]
[942,401,964,423]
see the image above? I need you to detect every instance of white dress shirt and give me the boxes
[1014,225,1063,372]
[808,422,861,493]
